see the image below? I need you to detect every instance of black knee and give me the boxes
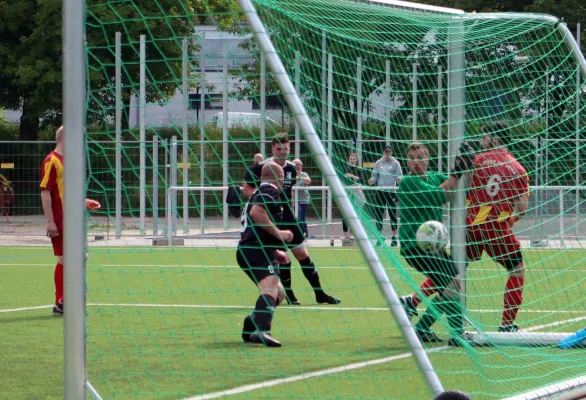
[501,251,523,271]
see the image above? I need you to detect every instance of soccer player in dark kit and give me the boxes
[243,134,340,306]
[237,162,291,347]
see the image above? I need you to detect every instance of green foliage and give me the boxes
[0,0,241,139]
[0,122,19,140]
[85,0,241,128]
[528,0,586,49]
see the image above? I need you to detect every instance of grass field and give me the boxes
[2,245,586,400]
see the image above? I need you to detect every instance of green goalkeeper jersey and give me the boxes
[397,171,448,253]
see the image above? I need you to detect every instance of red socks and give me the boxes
[54,263,64,304]
[411,273,524,327]
[412,278,437,307]
[502,275,524,326]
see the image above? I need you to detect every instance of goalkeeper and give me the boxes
[397,142,473,344]
[401,123,529,332]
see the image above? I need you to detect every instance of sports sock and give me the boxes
[412,278,436,307]
[54,262,64,304]
[440,296,464,337]
[414,296,443,332]
[252,294,276,332]
[502,275,524,326]
[279,262,296,298]
[415,295,463,337]
[299,257,324,297]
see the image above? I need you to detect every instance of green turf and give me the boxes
[2,246,586,399]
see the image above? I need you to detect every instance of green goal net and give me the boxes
[84,0,586,399]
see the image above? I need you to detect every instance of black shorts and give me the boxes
[401,246,458,292]
[278,218,307,248]
[236,246,279,284]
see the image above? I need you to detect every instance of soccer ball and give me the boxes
[416,220,449,254]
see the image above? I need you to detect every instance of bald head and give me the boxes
[253,153,264,165]
[56,126,64,144]
[261,162,284,187]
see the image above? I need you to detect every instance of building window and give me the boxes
[189,93,223,110]
[252,94,284,110]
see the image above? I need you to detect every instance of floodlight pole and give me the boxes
[237,0,445,396]
[63,0,86,397]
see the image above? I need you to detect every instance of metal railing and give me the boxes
[165,184,586,245]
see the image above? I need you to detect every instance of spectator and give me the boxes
[0,174,14,222]
[368,145,403,247]
[253,153,264,166]
[342,153,366,241]
[292,159,311,232]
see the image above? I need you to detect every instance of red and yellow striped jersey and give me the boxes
[466,148,529,226]
[40,151,64,231]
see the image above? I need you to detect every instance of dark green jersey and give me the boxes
[397,171,448,253]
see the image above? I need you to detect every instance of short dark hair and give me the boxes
[272,134,289,146]
[482,122,511,146]
[434,390,473,400]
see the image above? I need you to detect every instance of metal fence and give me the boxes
[1,139,585,244]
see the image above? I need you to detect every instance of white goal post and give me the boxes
[63,0,586,398]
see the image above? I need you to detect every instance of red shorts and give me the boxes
[51,231,64,256]
[466,223,521,266]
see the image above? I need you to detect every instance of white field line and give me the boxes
[523,316,586,332]
[2,302,582,316]
[0,305,52,313]
[183,346,449,400]
[183,315,584,400]
[4,304,583,399]
[2,263,586,274]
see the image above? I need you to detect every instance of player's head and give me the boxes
[253,153,264,165]
[383,145,393,160]
[348,153,358,166]
[56,125,64,145]
[292,159,303,172]
[434,390,473,400]
[261,161,285,191]
[481,122,511,150]
[406,142,429,176]
[271,134,290,165]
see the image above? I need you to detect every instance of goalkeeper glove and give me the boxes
[452,142,475,180]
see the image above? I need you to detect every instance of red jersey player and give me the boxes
[400,122,529,332]
[465,122,529,332]
[40,126,100,316]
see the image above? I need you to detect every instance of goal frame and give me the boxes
[63,0,586,399]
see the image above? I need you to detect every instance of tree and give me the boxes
[528,0,585,54]
[86,0,241,132]
[0,0,62,140]
[0,0,240,140]
[232,1,440,158]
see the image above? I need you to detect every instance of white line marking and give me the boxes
[184,346,449,400]
[524,316,586,332]
[2,302,582,315]
[0,305,52,313]
[86,303,582,314]
[3,263,586,274]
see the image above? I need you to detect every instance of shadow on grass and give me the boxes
[0,314,57,324]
